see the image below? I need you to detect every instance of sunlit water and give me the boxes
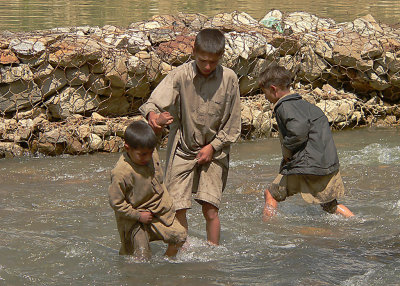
[0,0,399,32]
[1,127,400,285]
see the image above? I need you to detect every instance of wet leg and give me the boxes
[202,203,220,245]
[165,241,184,257]
[263,189,278,220]
[335,204,354,218]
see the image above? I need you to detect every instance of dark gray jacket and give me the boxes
[274,93,340,176]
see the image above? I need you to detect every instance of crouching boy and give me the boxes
[258,64,354,219]
[108,120,186,258]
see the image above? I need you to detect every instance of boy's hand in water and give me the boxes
[138,211,153,224]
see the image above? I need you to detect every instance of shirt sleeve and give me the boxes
[139,70,179,119]
[210,75,242,151]
[108,173,140,222]
[276,104,310,153]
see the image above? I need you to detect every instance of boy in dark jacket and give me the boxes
[258,64,354,219]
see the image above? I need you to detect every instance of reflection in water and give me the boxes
[0,0,399,31]
[0,127,400,285]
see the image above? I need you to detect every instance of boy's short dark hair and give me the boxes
[258,64,294,89]
[124,120,157,149]
[194,28,225,55]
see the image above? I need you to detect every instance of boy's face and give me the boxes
[262,86,278,104]
[125,144,154,166]
[193,48,222,77]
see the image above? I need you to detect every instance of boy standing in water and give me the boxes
[258,64,354,219]
[108,121,186,258]
[140,28,241,245]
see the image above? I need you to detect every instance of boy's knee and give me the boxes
[201,203,219,220]
[320,199,338,214]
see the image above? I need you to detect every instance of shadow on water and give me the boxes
[0,127,399,285]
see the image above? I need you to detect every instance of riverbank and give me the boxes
[1,10,400,157]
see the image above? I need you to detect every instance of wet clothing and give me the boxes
[271,93,344,206]
[269,170,345,210]
[167,153,229,209]
[108,151,186,255]
[139,61,241,209]
[274,93,340,176]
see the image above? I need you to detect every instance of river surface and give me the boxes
[0,127,400,285]
[0,0,399,32]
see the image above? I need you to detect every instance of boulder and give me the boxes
[0,81,42,113]
[48,36,103,67]
[0,64,34,83]
[45,86,100,119]
[97,95,130,116]
[156,35,195,64]
[126,74,151,98]
[103,136,124,153]
[0,142,25,158]
[36,68,68,98]
[0,49,19,64]
[282,12,335,33]
[65,64,90,86]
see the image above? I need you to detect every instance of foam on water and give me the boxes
[341,143,400,166]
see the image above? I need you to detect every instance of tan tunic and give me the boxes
[108,151,177,254]
[139,61,241,182]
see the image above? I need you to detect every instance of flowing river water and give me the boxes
[1,127,399,285]
[0,0,400,31]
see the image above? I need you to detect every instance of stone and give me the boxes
[0,142,25,158]
[65,64,90,86]
[148,28,177,44]
[126,74,151,98]
[344,14,384,37]
[103,136,124,153]
[104,55,128,88]
[0,81,42,113]
[48,36,103,67]
[126,55,147,74]
[91,112,106,121]
[37,68,68,98]
[77,125,91,140]
[45,86,100,119]
[282,12,335,33]
[84,73,109,95]
[9,38,46,56]
[18,52,47,67]
[0,49,19,64]
[97,95,130,116]
[126,31,152,54]
[86,133,103,150]
[40,128,69,144]
[177,12,208,31]
[316,99,355,123]
[204,11,260,32]
[225,32,267,60]
[239,75,258,95]
[30,140,65,156]
[156,35,195,64]
[135,51,162,83]
[367,71,391,90]
[93,124,111,136]
[298,46,328,82]
[33,63,55,81]
[0,64,34,83]
[270,34,300,56]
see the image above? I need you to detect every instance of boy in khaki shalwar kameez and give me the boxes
[140,28,241,245]
[108,121,186,258]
